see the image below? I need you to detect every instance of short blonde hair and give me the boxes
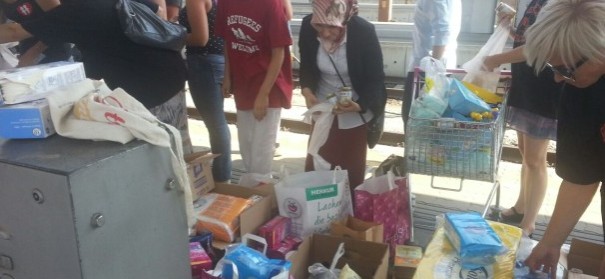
[524,0,605,72]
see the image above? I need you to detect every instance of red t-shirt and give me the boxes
[216,0,293,110]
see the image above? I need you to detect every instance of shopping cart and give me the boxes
[404,68,512,217]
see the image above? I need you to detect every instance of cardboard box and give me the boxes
[0,61,86,105]
[185,152,219,200]
[0,99,55,139]
[267,235,303,260]
[258,215,291,249]
[210,183,273,249]
[330,215,384,243]
[289,234,389,279]
[253,182,278,213]
[393,245,423,279]
[568,271,599,279]
[567,238,604,278]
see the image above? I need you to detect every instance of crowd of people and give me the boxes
[0,0,604,277]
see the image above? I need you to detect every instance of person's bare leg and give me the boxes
[502,131,527,217]
[517,133,550,235]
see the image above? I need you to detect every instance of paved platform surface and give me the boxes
[186,89,603,248]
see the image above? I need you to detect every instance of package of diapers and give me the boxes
[413,219,521,279]
[443,212,508,269]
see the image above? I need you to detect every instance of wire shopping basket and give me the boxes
[404,69,511,216]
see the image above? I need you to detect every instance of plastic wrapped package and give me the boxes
[414,220,521,279]
[449,79,492,116]
[220,244,291,279]
[409,57,451,120]
[0,62,86,105]
[194,193,253,242]
[443,212,508,268]
[339,264,362,279]
[410,94,448,119]
[309,263,339,279]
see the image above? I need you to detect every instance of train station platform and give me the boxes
[185,89,603,248]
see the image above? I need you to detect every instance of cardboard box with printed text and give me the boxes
[185,152,219,200]
[208,183,273,249]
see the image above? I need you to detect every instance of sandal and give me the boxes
[498,206,524,224]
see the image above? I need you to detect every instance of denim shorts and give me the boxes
[505,106,557,140]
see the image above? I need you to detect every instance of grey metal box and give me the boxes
[0,136,190,279]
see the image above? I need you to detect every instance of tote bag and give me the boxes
[274,167,353,237]
[354,171,411,255]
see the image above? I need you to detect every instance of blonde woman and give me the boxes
[483,0,561,238]
[520,0,605,277]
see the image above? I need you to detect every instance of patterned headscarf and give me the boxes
[311,0,358,53]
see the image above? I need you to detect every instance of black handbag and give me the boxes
[365,110,384,149]
[116,0,187,52]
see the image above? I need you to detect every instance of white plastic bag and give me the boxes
[419,57,449,100]
[462,22,510,93]
[303,103,335,170]
[274,167,353,237]
[409,57,451,119]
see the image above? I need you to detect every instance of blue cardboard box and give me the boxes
[0,99,55,139]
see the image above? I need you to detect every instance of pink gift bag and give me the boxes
[354,171,411,256]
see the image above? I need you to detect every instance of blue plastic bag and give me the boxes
[221,244,291,279]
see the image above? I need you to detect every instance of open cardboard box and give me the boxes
[567,238,604,278]
[209,183,273,249]
[185,151,219,200]
[392,245,423,279]
[289,234,389,279]
[253,182,278,214]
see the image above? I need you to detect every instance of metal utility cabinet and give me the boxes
[0,136,190,279]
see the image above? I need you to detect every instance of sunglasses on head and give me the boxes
[545,59,586,81]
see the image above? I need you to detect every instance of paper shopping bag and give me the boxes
[354,171,411,256]
[274,167,353,237]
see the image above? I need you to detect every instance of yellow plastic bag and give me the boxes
[462,81,504,105]
[413,221,522,279]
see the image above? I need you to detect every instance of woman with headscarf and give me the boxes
[298,0,387,193]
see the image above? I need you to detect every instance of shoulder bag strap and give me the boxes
[328,54,369,123]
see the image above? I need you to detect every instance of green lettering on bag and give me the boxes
[306,184,338,201]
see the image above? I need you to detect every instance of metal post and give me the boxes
[378,0,392,22]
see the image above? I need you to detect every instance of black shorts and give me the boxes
[555,79,605,185]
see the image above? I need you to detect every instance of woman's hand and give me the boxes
[333,100,361,114]
[482,55,501,72]
[524,242,561,279]
[301,87,319,108]
[221,78,232,98]
[496,13,514,26]
[253,93,269,121]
